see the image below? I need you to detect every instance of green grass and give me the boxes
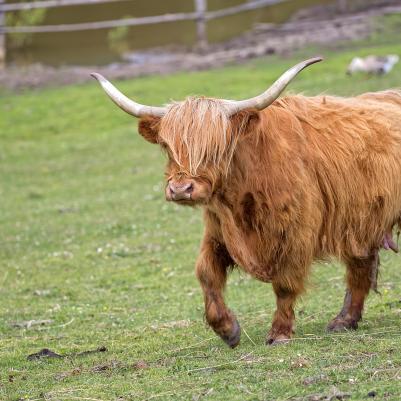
[1,31,401,401]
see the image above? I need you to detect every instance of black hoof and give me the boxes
[266,334,291,346]
[327,318,358,332]
[221,319,241,348]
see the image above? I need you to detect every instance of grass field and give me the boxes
[1,31,401,400]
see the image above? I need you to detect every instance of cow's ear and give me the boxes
[230,109,260,137]
[138,116,161,144]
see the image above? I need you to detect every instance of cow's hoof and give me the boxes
[266,333,291,346]
[327,318,358,332]
[221,319,241,348]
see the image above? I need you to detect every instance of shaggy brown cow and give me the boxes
[92,58,401,347]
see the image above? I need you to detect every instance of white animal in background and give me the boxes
[346,55,399,75]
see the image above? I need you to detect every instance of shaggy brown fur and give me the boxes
[160,97,234,175]
[138,90,401,347]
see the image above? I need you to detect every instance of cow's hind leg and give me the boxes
[327,250,378,332]
[196,238,240,348]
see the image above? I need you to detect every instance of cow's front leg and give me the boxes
[327,250,378,332]
[196,237,240,348]
[266,280,302,345]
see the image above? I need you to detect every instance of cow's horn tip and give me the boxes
[311,56,324,63]
[90,72,103,81]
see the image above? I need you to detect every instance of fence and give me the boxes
[0,0,4,65]
[0,0,291,66]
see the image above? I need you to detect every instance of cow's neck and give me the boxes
[205,160,276,282]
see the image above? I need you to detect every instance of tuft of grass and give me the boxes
[1,32,401,401]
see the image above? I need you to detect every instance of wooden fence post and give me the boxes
[337,0,348,13]
[0,0,5,68]
[194,0,207,51]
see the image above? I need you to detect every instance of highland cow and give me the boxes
[92,57,401,347]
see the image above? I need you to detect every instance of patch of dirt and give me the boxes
[290,386,350,401]
[302,374,327,386]
[1,1,400,91]
[11,319,53,329]
[91,360,121,372]
[55,367,82,381]
[291,356,310,369]
[132,360,149,369]
[54,359,149,381]
[192,388,214,401]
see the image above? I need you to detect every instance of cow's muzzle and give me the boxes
[167,181,194,202]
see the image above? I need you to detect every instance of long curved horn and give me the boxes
[224,57,323,115]
[91,73,167,118]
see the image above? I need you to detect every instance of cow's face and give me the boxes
[138,98,259,206]
[163,158,214,205]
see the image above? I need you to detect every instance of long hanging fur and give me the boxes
[159,97,237,176]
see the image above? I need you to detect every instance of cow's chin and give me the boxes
[170,198,198,206]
